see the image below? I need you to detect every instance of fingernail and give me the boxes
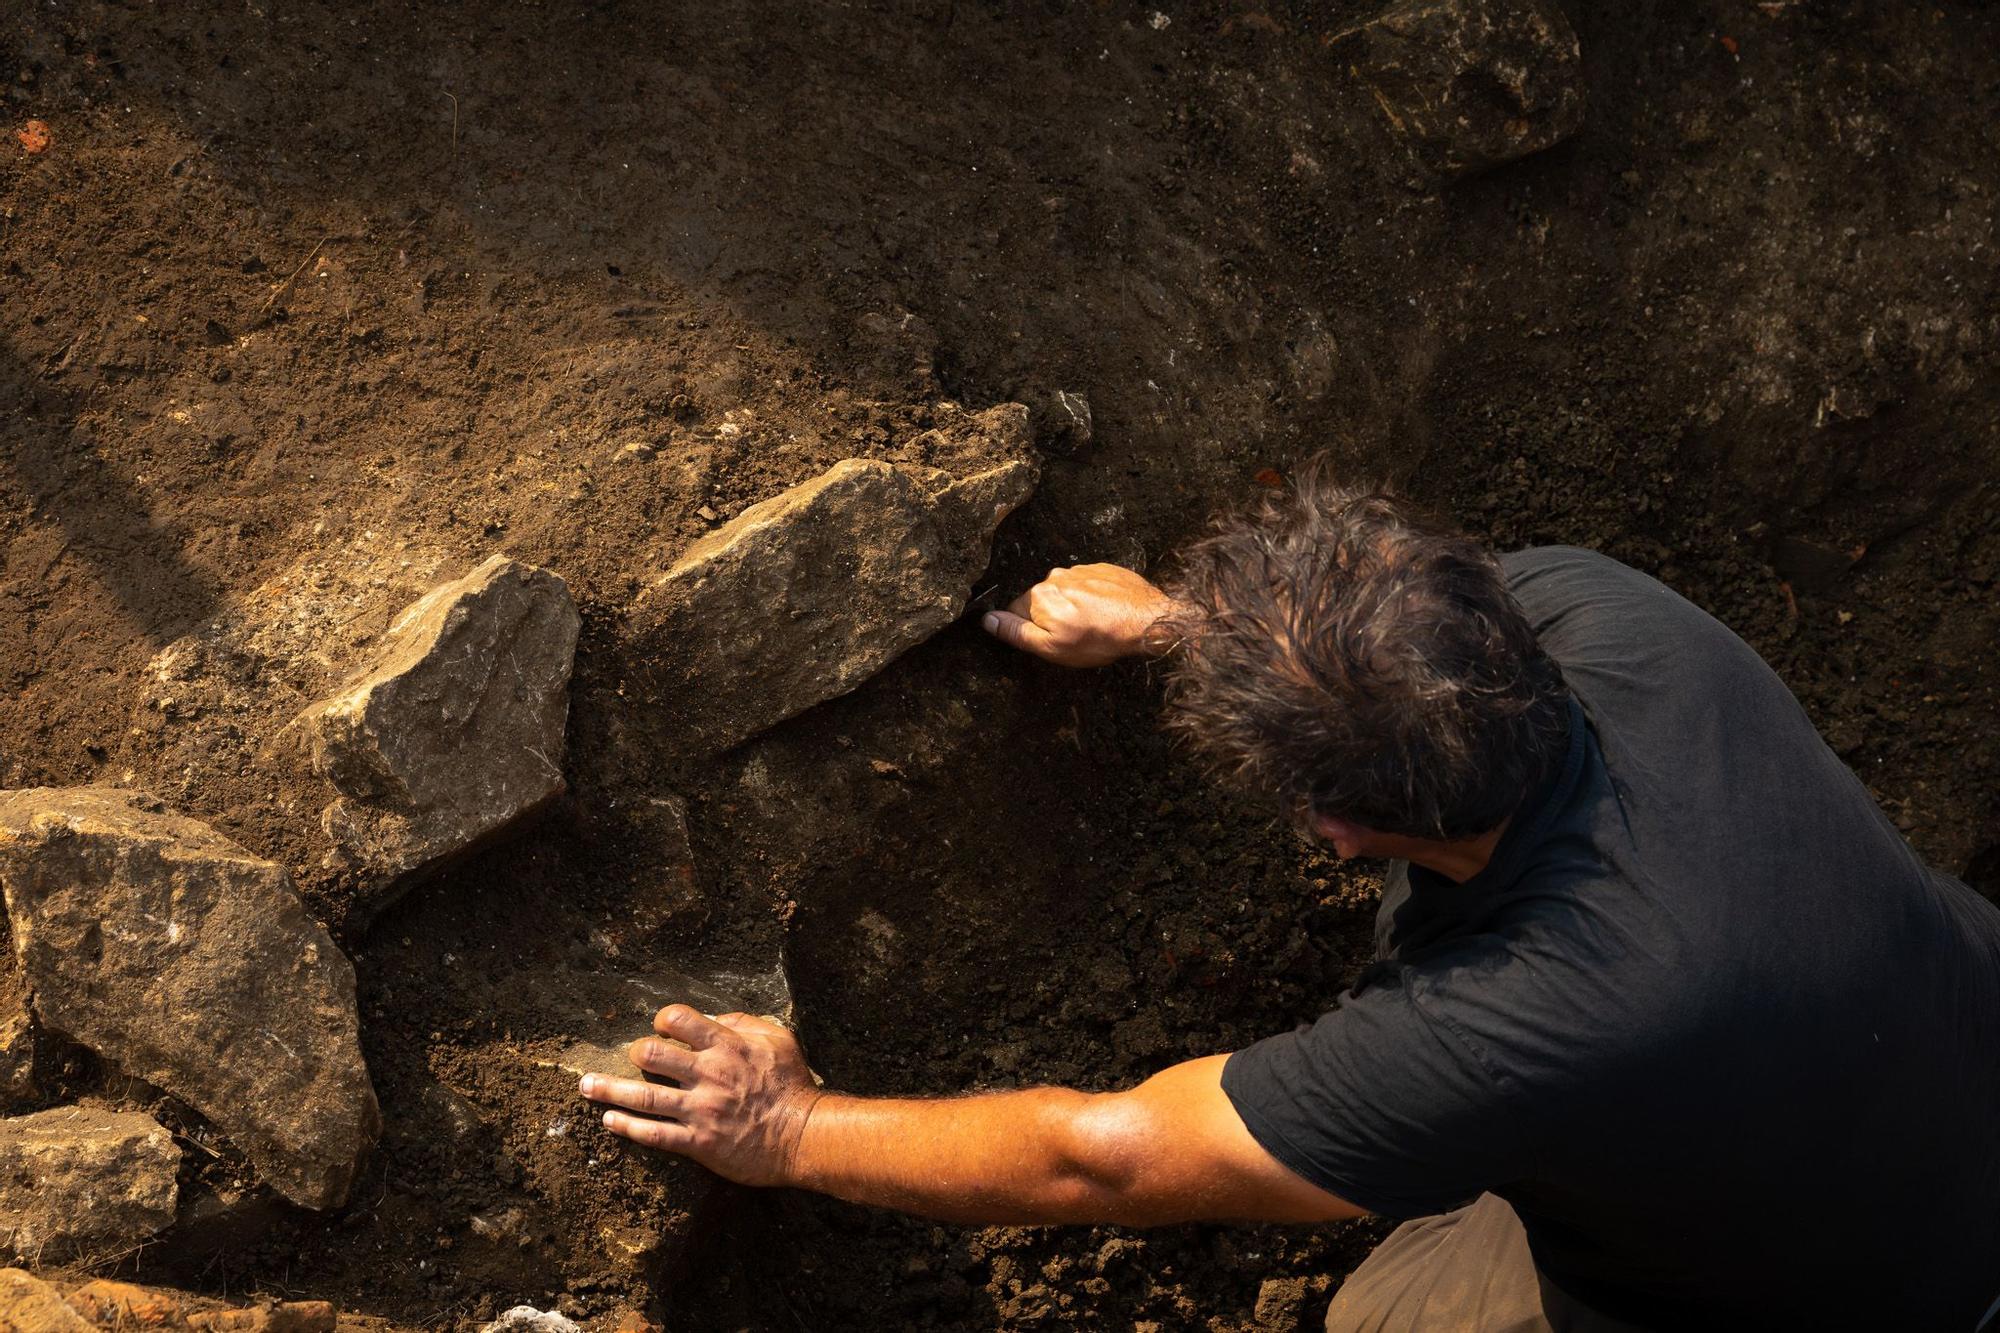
[981,612,1000,634]
[579,1075,596,1096]
[602,1111,618,1129]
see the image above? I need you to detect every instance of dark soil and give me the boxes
[2,1,1996,1329]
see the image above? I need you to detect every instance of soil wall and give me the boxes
[1,1,1995,1328]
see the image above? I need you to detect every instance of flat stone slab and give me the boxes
[0,787,380,1209]
[0,1106,178,1264]
[1335,0,1585,181]
[525,958,795,1082]
[483,953,795,1277]
[632,405,1037,759]
[299,555,581,901]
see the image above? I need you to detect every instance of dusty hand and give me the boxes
[981,563,1181,667]
[579,1005,821,1187]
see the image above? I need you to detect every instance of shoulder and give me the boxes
[1499,546,1686,622]
[1498,546,1766,687]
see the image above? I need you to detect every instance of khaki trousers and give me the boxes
[1325,1194,1648,1333]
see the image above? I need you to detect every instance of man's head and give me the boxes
[1162,470,1569,848]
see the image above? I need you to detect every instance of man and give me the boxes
[580,474,2000,1329]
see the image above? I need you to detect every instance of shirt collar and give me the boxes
[1409,695,1588,898]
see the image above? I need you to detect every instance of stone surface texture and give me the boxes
[0,1268,95,1333]
[446,935,795,1283]
[1338,0,1584,181]
[478,1310,581,1333]
[633,406,1037,758]
[0,968,33,1109]
[300,555,581,894]
[0,1271,370,1333]
[524,957,795,1083]
[62,1281,190,1329]
[0,787,379,1209]
[0,1107,179,1263]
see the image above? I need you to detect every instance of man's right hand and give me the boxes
[981,564,1184,668]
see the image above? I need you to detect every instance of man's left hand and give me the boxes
[579,1004,822,1187]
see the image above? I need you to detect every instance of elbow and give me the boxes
[1042,1090,1157,1224]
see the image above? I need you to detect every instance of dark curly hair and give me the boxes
[1161,468,1569,841]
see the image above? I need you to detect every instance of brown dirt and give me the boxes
[2,1,1996,1329]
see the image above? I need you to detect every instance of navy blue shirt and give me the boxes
[1223,547,2000,1327]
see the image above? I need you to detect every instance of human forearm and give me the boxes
[789,1087,1143,1225]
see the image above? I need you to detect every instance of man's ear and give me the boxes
[1309,810,1352,841]
[1308,810,1379,859]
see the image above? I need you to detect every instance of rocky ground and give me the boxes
[1,0,1996,1329]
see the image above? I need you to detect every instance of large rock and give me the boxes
[0,1107,179,1263]
[298,555,581,898]
[632,409,1037,758]
[0,787,379,1208]
[1334,0,1584,181]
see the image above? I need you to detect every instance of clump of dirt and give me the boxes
[2,0,1995,1329]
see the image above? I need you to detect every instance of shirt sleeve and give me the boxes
[1221,965,1536,1220]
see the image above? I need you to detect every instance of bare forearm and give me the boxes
[790,1087,1146,1226]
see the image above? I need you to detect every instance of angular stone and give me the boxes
[0,1107,178,1263]
[462,950,794,1282]
[1252,1276,1308,1329]
[526,957,794,1083]
[1335,0,1585,181]
[299,555,581,898]
[632,409,1037,758]
[478,1309,580,1333]
[0,788,379,1208]
[1044,390,1093,454]
[0,1268,95,1333]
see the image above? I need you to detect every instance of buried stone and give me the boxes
[0,1106,179,1264]
[1334,0,1585,181]
[298,554,581,903]
[463,924,795,1275]
[631,405,1038,760]
[0,787,379,1209]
